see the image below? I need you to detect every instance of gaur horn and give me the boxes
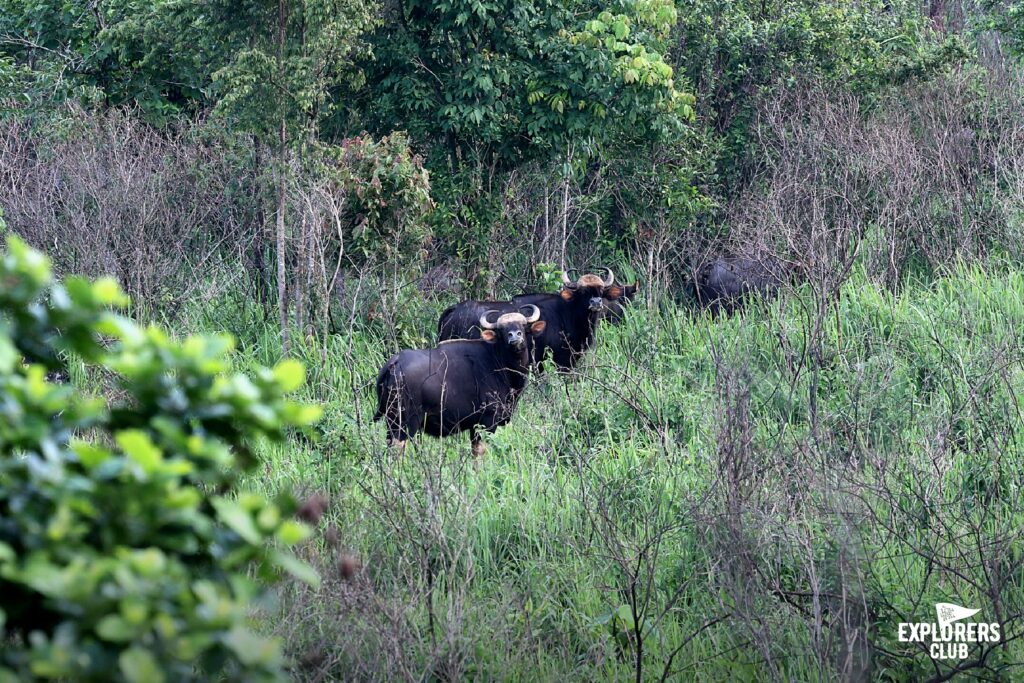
[602,267,615,286]
[520,304,541,323]
[479,310,500,330]
[561,270,576,287]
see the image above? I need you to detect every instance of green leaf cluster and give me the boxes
[315,131,435,266]
[674,0,970,189]
[0,234,321,681]
[357,0,692,166]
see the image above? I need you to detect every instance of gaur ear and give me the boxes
[559,288,574,301]
[627,282,639,294]
[529,321,546,335]
[481,330,497,342]
[605,285,623,299]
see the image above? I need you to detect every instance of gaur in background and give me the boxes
[437,268,623,372]
[693,255,787,315]
[375,305,546,456]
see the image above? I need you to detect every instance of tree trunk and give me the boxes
[250,139,271,312]
[295,211,306,339]
[276,125,289,355]
[276,0,290,356]
[305,211,315,339]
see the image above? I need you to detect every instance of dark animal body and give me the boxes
[437,269,624,372]
[437,299,513,346]
[376,307,545,455]
[693,256,786,315]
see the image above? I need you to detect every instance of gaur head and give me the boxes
[478,304,546,349]
[559,268,623,313]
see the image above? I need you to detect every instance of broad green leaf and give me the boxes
[97,615,136,642]
[128,549,167,577]
[284,403,323,426]
[0,336,15,374]
[92,277,127,305]
[116,430,163,474]
[270,549,320,587]
[212,498,261,544]
[72,441,111,469]
[616,604,636,630]
[223,626,283,667]
[275,520,311,546]
[273,359,306,392]
[0,542,14,563]
[120,647,164,683]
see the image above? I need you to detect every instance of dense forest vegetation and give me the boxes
[2,0,1024,679]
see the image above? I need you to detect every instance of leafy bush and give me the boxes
[318,132,434,268]
[0,234,322,681]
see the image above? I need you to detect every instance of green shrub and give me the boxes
[318,132,434,269]
[0,235,322,682]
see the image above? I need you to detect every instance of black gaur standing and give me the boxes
[375,305,546,456]
[511,268,619,371]
[437,268,623,372]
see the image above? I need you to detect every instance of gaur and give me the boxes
[375,305,546,456]
[693,256,785,315]
[437,268,622,372]
[602,280,640,324]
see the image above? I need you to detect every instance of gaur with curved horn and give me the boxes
[479,304,541,330]
[438,269,633,372]
[376,305,546,456]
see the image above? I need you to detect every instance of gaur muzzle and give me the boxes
[506,328,525,347]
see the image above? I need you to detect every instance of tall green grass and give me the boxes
[182,266,1024,681]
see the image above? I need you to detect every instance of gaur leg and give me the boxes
[470,427,487,458]
[386,411,420,449]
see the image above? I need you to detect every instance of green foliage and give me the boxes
[0,0,377,128]
[209,0,377,141]
[316,132,434,267]
[356,0,692,167]
[0,0,209,121]
[674,0,970,188]
[981,0,1024,57]
[534,262,567,292]
[0,236,322,681]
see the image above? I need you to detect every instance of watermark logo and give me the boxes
[936,603,980,630]
[898,602,1000,660]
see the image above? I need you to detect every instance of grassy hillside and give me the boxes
[180,265,1024,680]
